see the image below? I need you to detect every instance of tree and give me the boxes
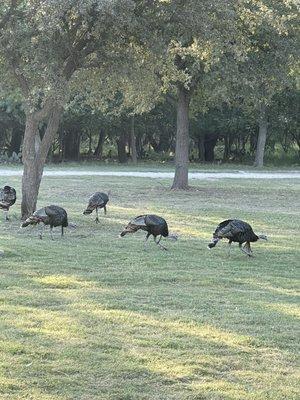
[0,0,136,218]
[228,1,299,167]
[0,99,24,157]
[70,38,163,164]
[145,0,250,188]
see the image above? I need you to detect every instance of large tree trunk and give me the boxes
[94,128,105,159]
[223,135,230,162]
[130,115,137,164]
[21,116,41,218]
[197,135,205,161]
[204,133,218,162]
[254,102,268,168]
[62,129,81,161]
[21,105,62,219]
[171,85,191,189]
[117,131,127,163]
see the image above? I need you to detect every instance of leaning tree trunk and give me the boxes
[21,105,62,219]
[254,102,268,168]
[130,115,137,164]
[171,85,191,189]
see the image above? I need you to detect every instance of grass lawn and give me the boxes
[1,160,299,173]
[0,170,299,399]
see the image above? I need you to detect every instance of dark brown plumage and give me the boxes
[208,219,267,256]
[0,185,16,220]
[21,205,68,239]
[120,214,176,250]
[83,192,109,223]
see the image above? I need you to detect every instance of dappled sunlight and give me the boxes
[93,206,215,239]
[0,174,299,398]
[0,376,24,393]
[235,278,299,297]
[121,337,227,381]
[167,224,207,238]
[75,305,259,351]
[110,206,150,216]
[263,243,299,252]
[0,304,85,342]
[15,388,69,400]
[262,302,300,318]
[127,346,196,379]
[190,375,298,400]
[32,274,96,289]
[234,369,300,384]
[191,380,251,400]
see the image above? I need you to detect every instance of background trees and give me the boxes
[0,0,137,217]
[0,0,299,216]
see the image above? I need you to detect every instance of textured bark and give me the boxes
[21,105,62,218]
[171,85,191,189]
[62,129,81,160]
[204,133,218,162]
[130,115,137,164]
[254,102,268,167]
[21,115,40,218]
[117,131,127,163]
[223,135,230,161]
[197,135,205,161]
[94,128,105,159]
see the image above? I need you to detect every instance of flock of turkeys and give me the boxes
[1,185,267,256]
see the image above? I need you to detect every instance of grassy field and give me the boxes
[0,170,299,399]
[1,160,299,173]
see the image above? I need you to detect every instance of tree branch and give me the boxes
[0,0,18,31]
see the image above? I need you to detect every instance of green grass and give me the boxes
[1,160,299,172]
[0,172,299,399]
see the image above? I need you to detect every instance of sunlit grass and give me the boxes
[0,170,299,399]
[262,302,300,318]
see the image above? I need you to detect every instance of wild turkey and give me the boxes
[83,192,109,223]
[208,219,267,256]
[21,205,69,239]
[0,185,16,220]
[120,214,177,250]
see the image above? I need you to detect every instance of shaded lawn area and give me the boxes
[0,173,299,399]
[1,160,300,173]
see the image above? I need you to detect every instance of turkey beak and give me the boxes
[21,220,30,228]
[259,235,268,241]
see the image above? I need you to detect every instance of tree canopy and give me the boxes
[0,0,298,211]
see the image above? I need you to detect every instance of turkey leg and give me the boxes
[95,208,99,223]
[155,235,168,251]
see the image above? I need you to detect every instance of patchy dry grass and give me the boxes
[0,170,299,399]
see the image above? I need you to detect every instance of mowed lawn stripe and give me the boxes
[0,173,299,399]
